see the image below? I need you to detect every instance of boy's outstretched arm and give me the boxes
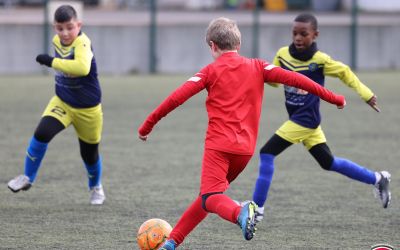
[138,97,178,141]
[323,55,380,112]
[138,77,206,140]
[263,65,346,108]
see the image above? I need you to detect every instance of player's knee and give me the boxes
[34,116,65,143]
[309,143,334,171]
[34,125,54,143]
[201,192,222,211]
[319,161,332,170]
[33,131,49,143]
[81,151,99,165]
[259,144,272,154]
[79,141,99,165]
[316,153,334,170]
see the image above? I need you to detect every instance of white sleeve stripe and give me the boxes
[188,76,201,82]
[264,65,276,70]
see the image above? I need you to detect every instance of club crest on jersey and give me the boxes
[308,63,318,72]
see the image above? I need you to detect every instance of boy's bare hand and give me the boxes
[337,99,346,109]
[367,95,381,112]
[138,133,148,141]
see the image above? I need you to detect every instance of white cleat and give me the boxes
[254,206,264,223]
[90,185,106,205]
[374,171,391,208]
[8,175,32,193]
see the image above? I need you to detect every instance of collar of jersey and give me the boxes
[289,42,318,61]
[220,51,239,57]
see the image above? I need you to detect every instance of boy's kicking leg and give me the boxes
[203,192,257,240]
[201,150,257,240]
[160,149,257,249]
[161,194,257,249]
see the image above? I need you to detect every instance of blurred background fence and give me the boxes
[1,0,400,74]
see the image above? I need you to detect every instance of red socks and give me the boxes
[204,193,241,223]
[169,194,241,245]
[169,196,208,245]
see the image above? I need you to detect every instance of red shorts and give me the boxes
[200,148,252,195]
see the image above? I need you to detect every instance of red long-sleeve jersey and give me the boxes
[138,52,344,155]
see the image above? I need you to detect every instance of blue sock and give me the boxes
[330,157,376,185]
[84,156,102,188]
[24,136,48,183]
[252,153,275,207]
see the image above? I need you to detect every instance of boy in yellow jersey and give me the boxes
[250,13,391,222]
[8,5,105,205]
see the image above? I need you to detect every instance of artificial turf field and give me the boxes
[0,72,399,249]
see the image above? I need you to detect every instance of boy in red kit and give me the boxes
[138,17,345,249]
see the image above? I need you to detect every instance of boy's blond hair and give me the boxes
[206,17,241,50]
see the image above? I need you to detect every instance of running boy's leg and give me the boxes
[309,143,391,208]
[252,134,291,209]
[79,139,105,205]
[73,104,105,204]
[73,104,103,187]
[8,96,71,192]
[8,116,65,192]
[79,140,102,188]
[26,116,65,182]
[308,141,377,183]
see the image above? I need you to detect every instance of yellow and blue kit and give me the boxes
[22,31,103,187]
[52,31,101,108]
[252,43,379,209]
[273,44,374,129]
